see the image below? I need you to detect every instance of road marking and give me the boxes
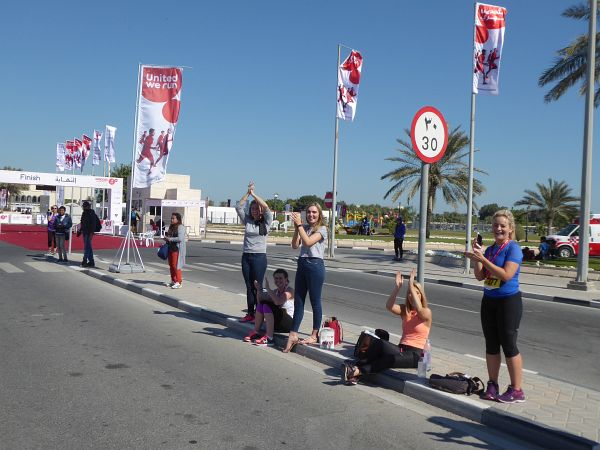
[0,263,24,273]
[324,282,478,314]
[144,261,192,272]
[464,354,538,374]
[197,282,219,289]
[212,263,240,272]
[189,263,217,272]
[24,261,66,273]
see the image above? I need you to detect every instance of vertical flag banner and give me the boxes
[56,142,66,172]
[82,134,92,164]
[57,186,64,207]
[0,189,7,209]
[92,130,102,166]
[133,65,183,188]
[336,50,363,121]
[74,138,83,170]
[473,3,507,95]
[104,125,117,163]
[65,140,74,171]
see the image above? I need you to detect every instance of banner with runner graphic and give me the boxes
[104,125,116,164]
[81,134,92,171]
[133,65,183,188]
[65,140,74,171]
[73,138,83,170]
[56,142,66,172]
[472,3,507,95]
[336,50,363,121]
[92,130,102,166]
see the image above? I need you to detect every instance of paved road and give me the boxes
[92,242,600,392]
[0,244,541,449]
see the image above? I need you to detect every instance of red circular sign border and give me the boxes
[410,106,449,164]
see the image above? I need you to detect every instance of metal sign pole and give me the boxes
[328,44,341,259]
[417,163,429,285]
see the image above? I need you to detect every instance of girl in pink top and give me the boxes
[343,269,432,385]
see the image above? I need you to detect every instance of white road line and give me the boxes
[212,263,240,272]
[0,263,24,273]
[24,261,66,273]
[144,261,192,272]
[324,282,478,314]
[189,263,217,272]
[463,354,538,374]
[197,282,219,289]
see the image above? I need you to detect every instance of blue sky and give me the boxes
[1,1,597,212]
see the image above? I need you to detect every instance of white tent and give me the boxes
[144,198,201,237]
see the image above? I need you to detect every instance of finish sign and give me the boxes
[410,106,448,164]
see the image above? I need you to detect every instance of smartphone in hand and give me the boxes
[476,233,483,246]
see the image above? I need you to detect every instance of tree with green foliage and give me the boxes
[478,203,507,221]
[514,178,579,235]
[110,163,131,203]
[295,195,323,210]
[381,126,486,238]
[0,166,24,209]
[538,3,600,106]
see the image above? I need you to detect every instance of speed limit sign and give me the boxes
[410,106,448,164]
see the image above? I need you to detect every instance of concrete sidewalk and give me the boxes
[73,253,600,450]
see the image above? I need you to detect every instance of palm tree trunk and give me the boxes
[426,192,435,239]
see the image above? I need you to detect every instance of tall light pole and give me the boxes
[569,0,597,291]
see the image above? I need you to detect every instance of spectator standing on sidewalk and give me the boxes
[393,216,406,261]
[78,201,99,267]
[464,209,526,404]
[164,212,186,289]
[236,182,273,323]
[46,205,58,256]
[283,203,327,353]
[54,206,72,263]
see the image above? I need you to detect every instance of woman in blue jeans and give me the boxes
[235,182,273,323]
[283,203,327,353]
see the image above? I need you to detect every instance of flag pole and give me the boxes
[464,1,478,274]
[328,44,341,259]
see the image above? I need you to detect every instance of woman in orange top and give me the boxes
[343,269,432,385]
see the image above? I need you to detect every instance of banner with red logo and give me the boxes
[65,140,74,171]
[473,3,507,95]
[74,138,83,170]
[336,50,363,121]
[133,65,183,188]
[104,125,116,164]
[82,134,92,170]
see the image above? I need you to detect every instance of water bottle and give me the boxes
[417,353,426,378]
[424,339,432,371]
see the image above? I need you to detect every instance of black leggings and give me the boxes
[481,292,522,358]
[394,238,404,259]
[47,230,56,248]
[356,339,421,374]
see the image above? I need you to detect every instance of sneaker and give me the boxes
[57,258,64,263]
[481,380,499,401]
[164,281,174,287]
[243,331,259,342]
[171,282,182,289]
[254,335,274,346]
[239,314,255,323]
[497,385,526,404]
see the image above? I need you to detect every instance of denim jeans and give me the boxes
[292,257,325,332]
[83,233,94,264]
[241,252,268,316]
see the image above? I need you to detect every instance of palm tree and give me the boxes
[0,166,24,210]
[538,4,600,106]
[514,179,579,234]
[381,126,486,238]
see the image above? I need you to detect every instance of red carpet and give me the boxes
[0,225,158,251]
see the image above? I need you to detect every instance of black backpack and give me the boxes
[94,214,102,233]
[428,372,484,396]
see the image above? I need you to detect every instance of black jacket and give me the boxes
[80,209,98,234]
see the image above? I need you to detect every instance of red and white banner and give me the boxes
[92,130,102,166]
[472,3,507,95]
[74,138,83,170]
[336,50,363,121]
[133,65,183,188]
[82,134,92,167]
[65,140,74,171]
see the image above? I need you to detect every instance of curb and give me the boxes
[81,268,599,450]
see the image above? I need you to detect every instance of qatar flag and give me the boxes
[336,50,363,121]
[472,3,507,95]
[133,65,183,188]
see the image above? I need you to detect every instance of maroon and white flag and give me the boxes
[133,65,183,188]
[336,50,363,121]
[73,138,83,170]
[472,3,507,95]
[65,140,74,171]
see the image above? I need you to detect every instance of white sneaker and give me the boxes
[164,281,174,287]
[171,282,181,289]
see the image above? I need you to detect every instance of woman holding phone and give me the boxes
[464,210,526,404]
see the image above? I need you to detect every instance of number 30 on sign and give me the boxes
[410,106,448,164]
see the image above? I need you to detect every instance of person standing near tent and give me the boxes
[130,207,141,234]
[164,212,186,289]
[78,201,99,268]
[46,205,58,256]
[236,182,273,323]
[54,206,72,263]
